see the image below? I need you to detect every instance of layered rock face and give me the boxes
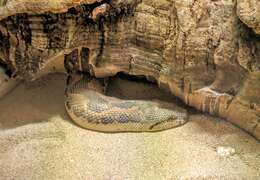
[237,0,260,34]
[0,0,259,139]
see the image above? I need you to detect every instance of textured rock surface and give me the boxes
[0,0,259,138]
[0,0,102,20]
[237,0,260,35]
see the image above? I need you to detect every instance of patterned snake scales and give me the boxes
[65,75,188,132]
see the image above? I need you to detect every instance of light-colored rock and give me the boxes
[237,0,260,34]
[216,146,236,157]
[0,0,102,20]
[227,71,260,139]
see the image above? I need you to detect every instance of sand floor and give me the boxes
[0,74,259,180]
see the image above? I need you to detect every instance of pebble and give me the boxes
[216,146,236,157]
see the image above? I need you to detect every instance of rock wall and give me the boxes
[0,0,259,139]
[237,0,260,35]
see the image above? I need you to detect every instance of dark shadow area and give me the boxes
[108,72,197,113]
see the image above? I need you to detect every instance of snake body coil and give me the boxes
[65,76,188,132]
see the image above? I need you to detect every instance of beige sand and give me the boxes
[0,74,259,180]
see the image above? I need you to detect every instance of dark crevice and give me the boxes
[113,72,196,113]
[238,19,260,72]
[0,26,10,56]
[0,60,12,77]
[95,16,105,67]
[116,72,156,84]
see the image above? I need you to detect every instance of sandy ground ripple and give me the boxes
[0,74,259,180]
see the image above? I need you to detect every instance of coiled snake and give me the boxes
[65,75,188,132]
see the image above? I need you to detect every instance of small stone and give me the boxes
[216,146,236,157]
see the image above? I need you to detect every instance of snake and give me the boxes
[64,75,188,132]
